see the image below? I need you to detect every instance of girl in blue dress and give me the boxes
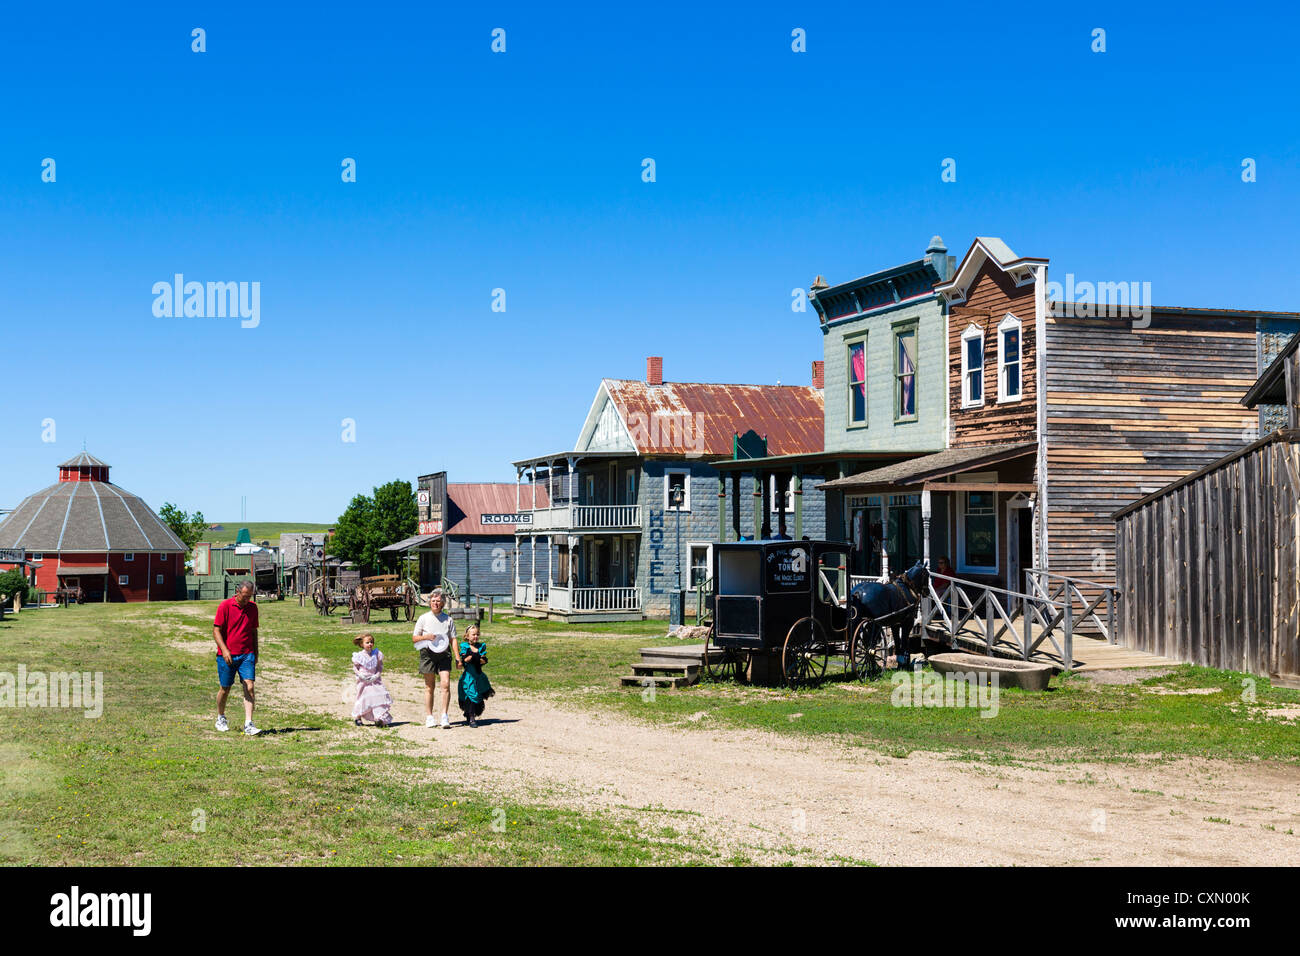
[456,623,494,727]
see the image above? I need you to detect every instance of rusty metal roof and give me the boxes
[602,379,824,458]
[445,483,550,536]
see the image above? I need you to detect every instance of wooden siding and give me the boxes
[1115,434,1300,682]
[1045,312,1282,585]
[948,260,1038,447]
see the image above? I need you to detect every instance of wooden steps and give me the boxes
[619,643,711,688]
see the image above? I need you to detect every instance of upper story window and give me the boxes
[895,326,917,421]
[998,314,1022,403]
[847,338,867,426]
[961,325,985,408]
[664,468,691,512]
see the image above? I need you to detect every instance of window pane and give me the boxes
[964,515,996,567]
[967,368,982,403]
[849,343,866,423]
[897,331,916,418]
[966,336,983,369]
[1003,328,1019,364]
[1005,360,1020,396]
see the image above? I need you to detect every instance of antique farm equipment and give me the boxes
[704,539,926,687]
[311,568,360,616]
[348,574,419,624]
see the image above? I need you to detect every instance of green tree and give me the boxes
[328,481,417,575]
[0,567,31,607]
[157,503,208,551]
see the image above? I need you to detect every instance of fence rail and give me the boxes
[1024,568,1117,643]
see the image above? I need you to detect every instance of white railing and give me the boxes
[522,505,641,532]
[572,586,641,612]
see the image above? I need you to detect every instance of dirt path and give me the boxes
[247,654,1300,867]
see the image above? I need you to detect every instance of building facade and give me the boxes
[0,452,188,601]
[513,359,826,620]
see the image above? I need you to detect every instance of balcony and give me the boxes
[522,504,641,532]
[514,583,642,618]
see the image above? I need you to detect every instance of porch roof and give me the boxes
[379,533,442,553]
[57,566,109,576]
[1242,333,1300,408]
[711,450,920,473]
[821,441,1037,492]
[512,450,626,470]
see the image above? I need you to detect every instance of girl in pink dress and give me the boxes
[351,633,394,727]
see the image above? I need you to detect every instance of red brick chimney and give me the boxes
[811,360,825,389]
[646,356,663,386]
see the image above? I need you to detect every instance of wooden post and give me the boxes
[793,467,803,540]
[1106,588,1116,644]
[949,585,958,644]
[718,476,726,543]
[1023,601,1033,660]
[985,593,994,655]
[880,495,891,581]
[1064,596,1074,669]
[731,472,742,541]
[921,487,932,568]
[776,474,788,539]
[751,472,762,541]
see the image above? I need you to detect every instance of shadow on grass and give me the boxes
[252,726,327,736]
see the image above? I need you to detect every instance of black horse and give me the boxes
[847,561,930,669]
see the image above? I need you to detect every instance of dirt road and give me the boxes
[271,660,1300,866]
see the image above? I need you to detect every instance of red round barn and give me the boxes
[0,452,187,602]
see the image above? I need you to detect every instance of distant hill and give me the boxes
[202,522,333,546]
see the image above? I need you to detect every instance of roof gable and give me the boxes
[935,237,1047,306]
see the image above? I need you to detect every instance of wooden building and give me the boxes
[822,237,1300,593]
[0,452,188,601]
[512,358,826,621]
[1114,333,1300,684]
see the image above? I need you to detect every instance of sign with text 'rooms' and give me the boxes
[480,513,533,526]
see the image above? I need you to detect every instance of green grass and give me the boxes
[203,522,333,545]
[0,603,730,865]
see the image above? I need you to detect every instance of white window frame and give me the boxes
[960,324,985,409]
[686,542,713,591]
[118,574,129,585]
[156,574,165,585]
[769,476,795,513]
[846,335,868,428]
[997,313,1023,404]
[664,468,691,512]
[956,474,999,575]
[32,552,43,561]
[124,552,135,562]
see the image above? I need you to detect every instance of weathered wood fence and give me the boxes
[1113,429,1300,683]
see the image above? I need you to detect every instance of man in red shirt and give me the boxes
[213,580,260,735]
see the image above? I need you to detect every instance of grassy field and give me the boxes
[2,599,1297,865]
[203,522,333,545]
[0,603,718,865]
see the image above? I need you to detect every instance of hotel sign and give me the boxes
[480,513,532,526]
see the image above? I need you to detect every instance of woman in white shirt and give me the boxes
[412,590,457,728]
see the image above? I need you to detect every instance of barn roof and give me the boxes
[0,479,187,553]
[58,452,110,468]
[601,379,825,458]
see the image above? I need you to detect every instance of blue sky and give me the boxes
[2,1,1297,521]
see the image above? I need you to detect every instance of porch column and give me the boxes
[793,466,803,540]
[516,467,522,512]
[731,472,742,541]
[921,487,932,569]
[718,475,726,543]
[776,474,788,538]
[531,468,538,511]
[751,471,762,541]
[880,494,891,581]
[547,534,553,587]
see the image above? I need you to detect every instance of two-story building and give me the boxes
[512,358,825,621]
[716,236,956,577]
[822,236,1300,593]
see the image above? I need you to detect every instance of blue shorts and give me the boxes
[216,652,256,687]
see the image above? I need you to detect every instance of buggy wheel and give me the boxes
[850,620,893,681]
[389,605,399,621]
[323,586,335,616]
[703,628,746,683]
[360,589,371,624]
[782,617,829,688]
[404,589,416,621]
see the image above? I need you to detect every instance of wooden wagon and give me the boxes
[703,540,907,686]
[348,575,419,623]
[311,568,361,616]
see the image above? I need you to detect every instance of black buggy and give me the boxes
[703,539,922,686]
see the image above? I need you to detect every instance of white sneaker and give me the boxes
[425,715,437,728]
[440,714,451,729]
[243,721,260,736]
[215,715,229,732]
